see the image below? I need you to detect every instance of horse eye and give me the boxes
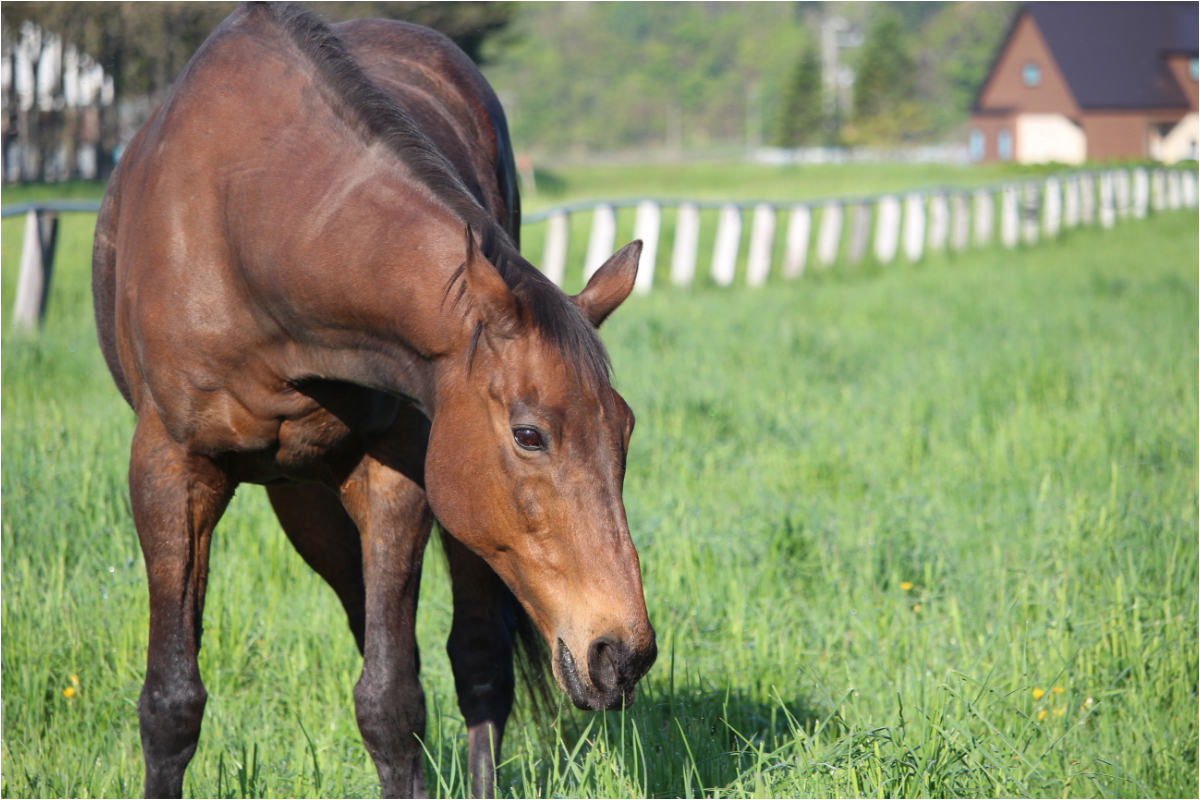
[513,427,545,451]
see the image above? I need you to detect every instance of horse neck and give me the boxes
[248,153,486,415]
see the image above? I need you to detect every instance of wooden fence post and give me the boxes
[1080,174,1096,225]
[584,204,616,281]
[632,200,660,294]
[1099,172,1116,229]
[1167,170,1182,210]
[903,194,925,262]
[12,209,59,334]
[1063,177,1080,228]
[1115,169,1131,218]
[1151,170,1166,212]
[816,202,842,267]
[1043,177,1062,237]
[711,204,741,286]
[1001,186,1020,248]
[1132,169,1149,218]
[874,196,901,263]
[782,205,811,279]
[973,190,994,247]
[745,203,776,287]
[542,211,569,287]
[950,193,970,252]
[847,202,871,264]
[1021,183,1040,245]
[927,192,949,254]
[671,203,700,287]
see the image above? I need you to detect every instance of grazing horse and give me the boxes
[91,3,656,797]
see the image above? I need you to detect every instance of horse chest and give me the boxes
[227,383,419,487]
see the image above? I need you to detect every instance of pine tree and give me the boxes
[775,39,823,147]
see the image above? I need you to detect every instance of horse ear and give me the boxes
[573,240,642,328]
[462,227,518,327]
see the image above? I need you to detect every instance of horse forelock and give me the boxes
[259,3,611,392]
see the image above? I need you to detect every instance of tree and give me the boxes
[848,9,925,145]
[774,37,823,147]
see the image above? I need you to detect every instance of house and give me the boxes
[970,2,1198,164]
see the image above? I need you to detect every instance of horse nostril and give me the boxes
[587,637,623,694]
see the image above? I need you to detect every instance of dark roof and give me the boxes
[1027,2,1195,110]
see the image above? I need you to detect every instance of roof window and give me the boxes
[1023,62,1041,87]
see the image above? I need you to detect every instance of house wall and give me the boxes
[968,113,1015,163]
[1082,110,1189,161]
[1016,114,1086,164]
[975,13,1080,117]
[1161,113,1198,163]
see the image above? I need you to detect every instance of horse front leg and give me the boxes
[340,455,433,799]
[129,413,233,799]
[441,531,516,799]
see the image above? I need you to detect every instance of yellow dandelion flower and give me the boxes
[1032,687,1046,700]
[1037,709,1048,721]
[899,582,914,591]
[912,604,921,612]
[62,686,76,699]
[1052,685,1064,694]
[70,674,80,687]
[1053,705,1066,717]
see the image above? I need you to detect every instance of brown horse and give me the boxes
[91,3,656,797]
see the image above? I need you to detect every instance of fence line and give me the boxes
[521,167,1197,292]
[3,168,1198,331]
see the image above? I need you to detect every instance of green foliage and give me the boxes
[2,176,1196,798]
[773,34,824,147]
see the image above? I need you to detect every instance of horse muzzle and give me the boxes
[554,632,657,711]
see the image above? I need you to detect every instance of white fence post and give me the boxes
[1099,171,1116,229]
[903,194,926,262]
[671,203,701,287]
[973,190,994,247]
[1132,169,1149,218]
[1063,177,1080,228]
[1167,170,1182,210]
[1115,169,1131,218]
[1183,170,1198,209]
[632,201,660,294]
[927,192,949,254]
[12,210,58,334]
[711,204,741,286]
[1001,186,1020,248]
[1080,174,1096,225]
[1151,169,1166,212]
[950,193,970,252]
[746,203,776,287]
[816,202,843,267]
[847,203,871,264]
[542,211,569,287]
[1043,177,1062,237]
[1021,183,1040,245]
[782,205,811,279]
[584,204,616,281]
[874,195,901,263]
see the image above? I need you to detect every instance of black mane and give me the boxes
[259,2,613,388]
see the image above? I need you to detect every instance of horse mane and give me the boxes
[258,2,613,389]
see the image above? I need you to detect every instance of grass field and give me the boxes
[2,171,1197,798]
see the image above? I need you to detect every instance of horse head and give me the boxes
[425,236,656,711]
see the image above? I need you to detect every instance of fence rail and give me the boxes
[4,167,1197,333]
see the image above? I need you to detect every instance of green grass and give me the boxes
[2,174,1197,798]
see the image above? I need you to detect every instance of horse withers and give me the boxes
[91,3,656,797]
